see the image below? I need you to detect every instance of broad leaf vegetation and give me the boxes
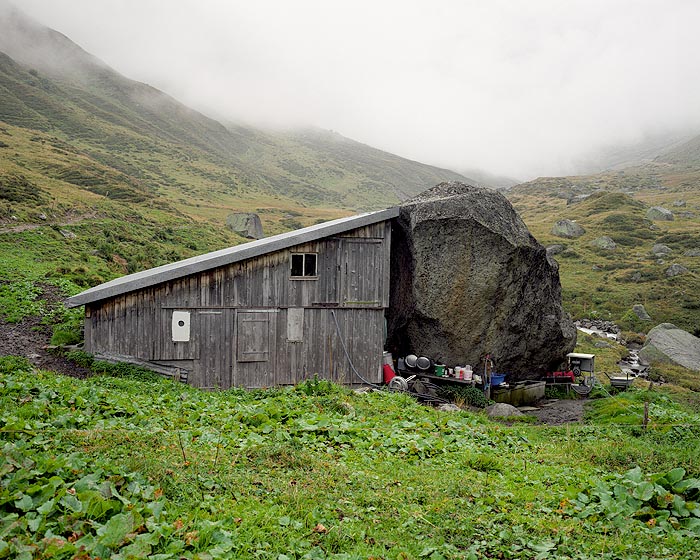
[1,357,699,558]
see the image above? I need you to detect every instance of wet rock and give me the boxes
[646,207,674,221]
[639,323,700,371]
[632,304,652,321]
[486,403,523,418]
[651,244,672,256]
[387,182,576,380]
[551,219,585,239]
[225,212,264,239]
[666,263,689,277]
[591,236,616,250]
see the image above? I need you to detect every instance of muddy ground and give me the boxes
[528,399,587,425]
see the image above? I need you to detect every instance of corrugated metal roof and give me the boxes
[67,207,399,307]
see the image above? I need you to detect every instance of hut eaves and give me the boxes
[67,207,399,308]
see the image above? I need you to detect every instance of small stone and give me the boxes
[38,213,47,220]
[551,219,585,239]
[486,403,523,418]
[438,403,461,412]
[666,264,689,277]
[651,244,672,256]
[10,215,18,221]
[591,236,616,250]
[632,304,652,321]
[646,207,674,221]
[59,230,76,239]
[546,244,565,256]
[592,265,602,271]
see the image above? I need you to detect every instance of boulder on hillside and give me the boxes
[632,304,652,322]
[685,249,700,257]
[387,182,576,380]
[639,323,700,371]
[591,236,616,250]
[673,199,687,207]
[666,263,689,277]
[226,212,264,239]
[551,219,585,239]
[652,243,672,256]
[546,244,565,256]
[646,207,674,221]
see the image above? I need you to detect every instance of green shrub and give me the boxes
[438,385,490,408]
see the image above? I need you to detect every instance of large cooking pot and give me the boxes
[405,354,418,369]
[416,356,432,371]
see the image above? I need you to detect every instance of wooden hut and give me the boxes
[67,209,398,389]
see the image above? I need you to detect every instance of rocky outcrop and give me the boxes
[387,182,576,380]
[639,323,700,371]
[646,207,674,221]
[551,219,585,239]
[226,212,264,239]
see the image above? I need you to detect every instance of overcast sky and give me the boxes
[13,0,700,179]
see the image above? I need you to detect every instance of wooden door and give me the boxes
[340,239,383,307]
[234,310,278,387]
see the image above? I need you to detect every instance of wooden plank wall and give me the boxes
[85,221,391,388]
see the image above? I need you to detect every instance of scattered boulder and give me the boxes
[632,304,652,321]
[651,243,672,256]
[629,271,642,282]
[684,249,700,257]
[486,403,523,418]
[551,219,585,239]
[666,264,689,277]
[225,212,264,239]
[437,403,461,412]
[673,199,687,207]
[594,341,614,349]
[387,182,577,380]
[677,211,696,219]
[646,207,674,221]
[566,194,590,205]
[639,323,700,371]
[59,229,76,239]
[590,236,616,250]
[546,244,565,256]
[592,265,602,271]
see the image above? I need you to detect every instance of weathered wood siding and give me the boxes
[84,221,391,388]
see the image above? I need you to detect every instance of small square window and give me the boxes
[290,253,317,278]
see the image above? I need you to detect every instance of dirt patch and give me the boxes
[0,284,92,378]
[530,399,587,425]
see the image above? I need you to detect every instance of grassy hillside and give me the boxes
[509,138,700,335]
[0,7,468,216]
[0,358,698,559]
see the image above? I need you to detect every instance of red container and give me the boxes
[383,363,396,384]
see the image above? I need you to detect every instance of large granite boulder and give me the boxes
[639,323,700,371]
[387,182,576,380]
[551,219,585,239]
[226,212,264,239]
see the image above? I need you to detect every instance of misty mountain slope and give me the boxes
[0,6,470,213]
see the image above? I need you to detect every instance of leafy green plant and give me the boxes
[438,385,490,408]
[568,466,700,535]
